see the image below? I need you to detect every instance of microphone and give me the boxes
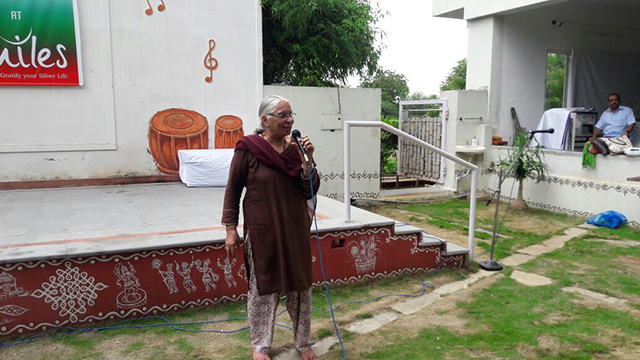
[528,128,555,134]
[291,129,309,163]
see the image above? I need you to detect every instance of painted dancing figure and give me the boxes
[195,258,219,292]
[175,260,197,293]
[217,257,237,288]
[160,263,179,294]
[152,259,179,294]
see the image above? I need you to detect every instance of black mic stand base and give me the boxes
[479,260,503,271]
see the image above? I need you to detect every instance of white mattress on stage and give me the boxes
[178,149,234,187]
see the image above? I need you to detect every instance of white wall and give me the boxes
[434,0,561,20]
[441,90,490,191]
[466,16,503,133]
[482,147,640,226]
[263,86,382,200]
[0,0,262,181]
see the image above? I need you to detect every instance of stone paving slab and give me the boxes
[562,287,627,306]
[432,278,477,296]
[469,269,497,281]
[501,253,536,266]
[518,227,590,256]
[565,227,590,238]
[544,228,589,248]
[586,239,640,247]
[391,293,440,315]
[511,270,553,286]
[346,312,398,334]
[518,244,556,256]
[273,336,339,360]
[577,223,599,230]
[392,270,498,315]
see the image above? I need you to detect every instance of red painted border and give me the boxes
[0,176,180,191]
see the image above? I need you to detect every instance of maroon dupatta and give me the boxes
[235,134,302,177]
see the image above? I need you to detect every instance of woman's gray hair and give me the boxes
[256,95,289,134]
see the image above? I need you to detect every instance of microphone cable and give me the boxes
[306,160,349,359]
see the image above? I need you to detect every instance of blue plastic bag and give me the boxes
[587,210,627,229]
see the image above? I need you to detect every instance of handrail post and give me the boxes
[468,168,478,264]
[344,122,351,222]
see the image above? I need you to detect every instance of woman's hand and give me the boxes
[299,134,314,161]
[294,134,315,171]
[225,226,240,259]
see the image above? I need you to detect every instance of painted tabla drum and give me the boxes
[214,115,244,149]
[149,108,209,174]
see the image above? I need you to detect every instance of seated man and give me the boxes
[593,93,636,139]
[591,93,636,154]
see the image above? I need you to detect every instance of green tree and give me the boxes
[408,92,434,100]
[360,69,410,119]
[545,53,567,110]
[379,116,398,175]
[262,0,384,86]
[440,59,466,91]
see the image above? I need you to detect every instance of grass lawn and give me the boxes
[1,200,638,359]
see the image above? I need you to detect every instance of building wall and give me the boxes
[433,0,558,20]
[263,86,382,201]
[481,147,640,226]
[0,0,263,182]
[466,16,503,135]
[441,90,490,192]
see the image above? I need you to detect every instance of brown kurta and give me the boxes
[222,136,320,295]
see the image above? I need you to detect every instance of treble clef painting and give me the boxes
[204,39,219,83]
[145,0,166,16]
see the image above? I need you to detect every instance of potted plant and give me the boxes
[497,131,549,210]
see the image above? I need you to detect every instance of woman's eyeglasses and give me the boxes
[268,112,296,119]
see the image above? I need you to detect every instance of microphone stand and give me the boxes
[479,169,504,271]
[479,131,539,271]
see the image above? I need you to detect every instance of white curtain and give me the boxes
[567,49,640,118]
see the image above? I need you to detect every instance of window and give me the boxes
[544,52,568,110]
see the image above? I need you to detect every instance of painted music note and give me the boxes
[204,39,219,83]
[145,0,166,16]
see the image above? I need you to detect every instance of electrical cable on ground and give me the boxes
[307,161,348,359]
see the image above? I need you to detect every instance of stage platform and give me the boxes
[0,183,467,337]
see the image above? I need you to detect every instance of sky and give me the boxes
[347,0,469,96]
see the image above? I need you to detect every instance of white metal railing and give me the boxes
[344,121,479,262]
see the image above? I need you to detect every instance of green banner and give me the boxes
[0,0,83,86]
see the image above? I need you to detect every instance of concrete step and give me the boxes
[444,242,469,256]
[393,222,470,258]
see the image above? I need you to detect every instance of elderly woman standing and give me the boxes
[222,95,320,360]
